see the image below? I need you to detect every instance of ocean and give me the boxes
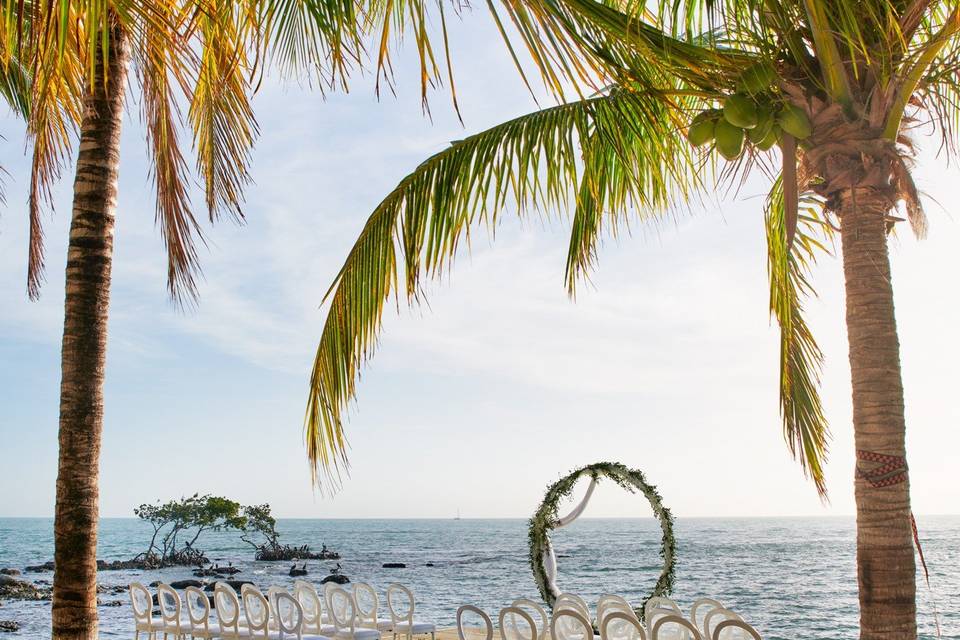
[0,517,956,639]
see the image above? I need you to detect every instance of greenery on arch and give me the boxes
[527,462,676,621]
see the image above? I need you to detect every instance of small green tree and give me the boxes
[135,494,245,566]
[239,504,281,552]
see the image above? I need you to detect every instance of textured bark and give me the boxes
[838,187,917,640]
[52,18,130,640]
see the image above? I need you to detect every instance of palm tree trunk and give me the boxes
[52,17,130,640]
[837,187,917,640]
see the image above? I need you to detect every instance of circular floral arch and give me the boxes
[527,461,676,619]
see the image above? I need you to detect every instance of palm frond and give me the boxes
[305,87,704,488]
[764,177,832,497]
[20,4,83,300]
[259,0,364,89]
[137,2,205,306]
[188,0,259,224]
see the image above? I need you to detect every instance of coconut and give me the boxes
[687,110,719,147]
[755,125,780,151]
[737,62,777,95]
[715,119,746,160]
[778,104,812,139]
[747,107,775,144]
[723,94,759,129]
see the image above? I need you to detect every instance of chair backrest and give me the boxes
[157,584,185,629]
[499,606,537,640]
[689,599,723,635]
[214,582,243,633]
[600,611,646,640]
[598,596,635,625]
[712,620,761,640]
[354,582,381,627]
[457,605,493,640]
[185,586,212,630]
[552,609,593,640]
[295,581,323,633]
[129,582,153,625]
[243,586,271,638]
[644,597,680,624]
[267,586,285,626]
[329,586,358,634]
[386,583,415,624]
[324,581,339,601]
[276,591,305,638]
[702,610,744,640]
[650,614,702,640]
[555,594,590,619]
[510,599,549,640]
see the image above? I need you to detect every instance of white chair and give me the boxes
[386,584,435,640]
[555,594,591,619]
[215,582,250,639]
[185,586,220,639]
[456,606,493,640]
[329,586,380,640]
[130,582,164,640]
[242,586,272,639]
[644,598,680,626]
[277,590,331,640]
[267,586,286,630]
[702,610,743,640]
[688,600,722,638]
[276,591,306,639]
[296,581,336,636]
[598,596,636,625]
[551,609,593,640]
[498,607,537,640]
[711,620,761,640]
[510,599,549,640]
[157,583,192,640]
[600,611,646,640]
[649,615,701,640]
[355,582,394,632]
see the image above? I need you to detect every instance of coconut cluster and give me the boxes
[686,62,813,160]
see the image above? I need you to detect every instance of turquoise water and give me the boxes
[0,517,956,638]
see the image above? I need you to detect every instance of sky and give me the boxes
[1,16,958,520]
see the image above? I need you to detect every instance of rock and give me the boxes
[382,563,406,569]
[149,581,161,588]
[320,574,350,585]
[424,563,435,567]
[97,559,146,571]
[0,570,19,577]
[98,600,123,607]
[193,564,240,577]
[23,562,55,573]
[0,576,51,601]
[170,580,205,590]
[202,580,253,593]
[0,621,20,633]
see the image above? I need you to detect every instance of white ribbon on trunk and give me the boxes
[542,476,598,599]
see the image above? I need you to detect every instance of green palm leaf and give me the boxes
[305,87,703,487]
[764,177,832,496]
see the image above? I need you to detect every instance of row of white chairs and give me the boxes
[130,580,437,640]
[458,594,761,640]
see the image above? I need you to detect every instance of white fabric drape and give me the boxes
[542,477,598,599]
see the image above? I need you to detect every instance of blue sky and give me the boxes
[1,16,958,519]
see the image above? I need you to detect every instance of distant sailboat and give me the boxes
[454,508,461,520]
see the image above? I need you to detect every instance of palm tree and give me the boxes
[4,2,363,637]
[304,1,960,637]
